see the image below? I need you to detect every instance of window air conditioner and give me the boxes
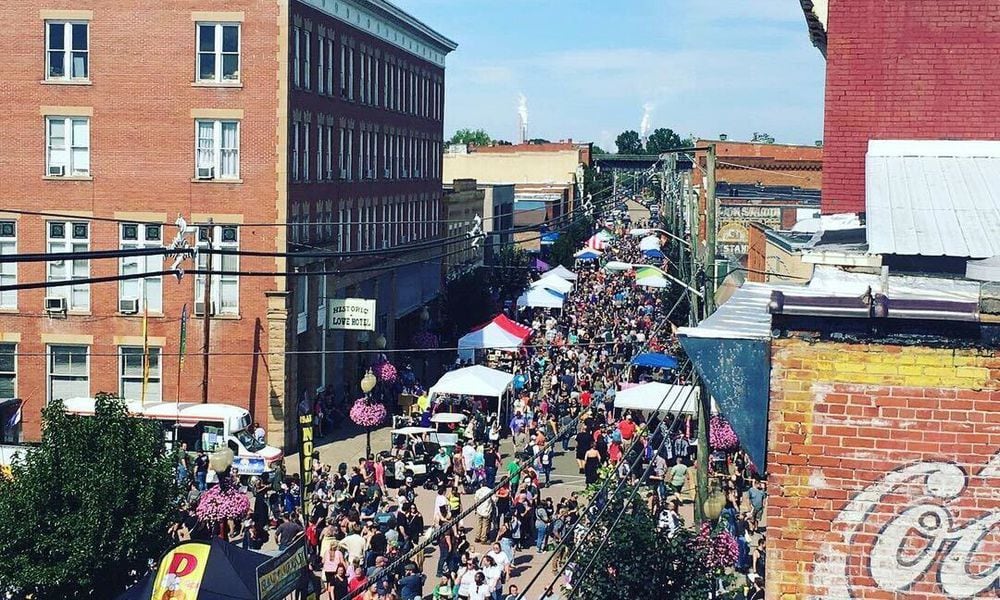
[47,165,65,177]
[44,296,66,313]
[196,166,215,180]
[384,168,391,178]
[119,298,140,314]
[194,300,216,316]
[366,169,374,179]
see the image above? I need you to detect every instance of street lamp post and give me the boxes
[360,370,377,457]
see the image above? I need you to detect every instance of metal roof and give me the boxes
[866,140,1000,258]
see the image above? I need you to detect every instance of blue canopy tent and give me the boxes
[631,353,679,369]
[574,248,602,261]
[642,249,665,260]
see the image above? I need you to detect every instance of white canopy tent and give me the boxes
[516,286,566,309]
[428,365,515,399]
[530,274,573,294]
[457,326,526,361]
[547,265,578,281]
[613,382,718,415]
[639,235,661,251]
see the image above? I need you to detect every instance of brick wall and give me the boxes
[767,338,1000,599]
[822,0,1000,213]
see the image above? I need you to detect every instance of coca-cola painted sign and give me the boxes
[812,452,1000,599]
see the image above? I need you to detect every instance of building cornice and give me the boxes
[297,0,457,67]
[799,0,828,58]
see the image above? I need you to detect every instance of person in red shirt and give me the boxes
[618,414,637,441]
[580,390,592,408]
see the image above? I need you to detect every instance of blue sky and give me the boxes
[393,0,827,150]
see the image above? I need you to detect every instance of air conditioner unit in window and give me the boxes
[119,298,139,314]
[366,169,374,179]
[44,296,66,313]
[384,168,391,178]
[47,165,65,177]
[196,166,215,180]
[194,300,216,316]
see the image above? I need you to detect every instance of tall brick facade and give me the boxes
[820,0,1000,214]
[767,338,999,599]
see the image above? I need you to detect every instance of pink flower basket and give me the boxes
[195,485,250,523]
[350,398,387,428]
[374,361,398,383]
[696,523,739,569]
[709,415,739,451]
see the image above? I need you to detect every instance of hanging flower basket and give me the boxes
[374,361,398,383]
[350,398,387,428]
[195,484,250,523]
[695,523,739,569]
[709,414,739,451]
[411,330,439,349]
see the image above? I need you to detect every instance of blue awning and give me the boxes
[631,353,679,369]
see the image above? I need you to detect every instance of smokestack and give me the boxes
[517,93,528,144]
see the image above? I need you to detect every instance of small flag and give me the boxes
[140,297,150,406]
[179,303,189,370]
[6,400,21,429]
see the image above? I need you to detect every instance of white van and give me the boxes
[61,398,283,474]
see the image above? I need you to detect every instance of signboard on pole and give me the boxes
[298,414,313,518]
[256,534,308,600]
[326,298,376,331]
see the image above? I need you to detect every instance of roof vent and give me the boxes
[966,256,1000,282]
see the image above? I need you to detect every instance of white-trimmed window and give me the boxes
[0,343,15,402]
[316,275,327,332]
[195,120,239,180]
[292,25,301,87]
[359,51,367,103]
[120,346,161,402]
[348,47,355,100]
[325,125,334,179]
[316,122,324,182]
[0,222,16,309]
[292,121,300,181]
[317,35,325,94]
[46,116,89,177]
[195,225,240,316]
[338,207,346,252]
[339,41,347,96]
[296,275,308,334]
[303,30,311,90]
[325,37,335,95]
[301,121,310,180]
[120,223,163,314]
[196,23,240,83]
[346,128,354,180]
[47,221,89,310]
[48,345,89,403]
[46,21,88,81]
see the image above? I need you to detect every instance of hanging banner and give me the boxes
[298,415,314,518]
[150,541,211,600]
[327,298,376,331]
[257,534,308,600]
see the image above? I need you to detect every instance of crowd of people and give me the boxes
[169,217,768,599]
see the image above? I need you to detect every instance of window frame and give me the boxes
[195,22,241,84]
[0,221,16,310]
[194,119,240,180]
[119,346,162,403]
[46,220,90,311]
[195,225,240,316]
[119,223,164,314]
[0,343,16,402]
[296,274,308,334]
[45,20,89,81]
[45,116,90,177]
[47,344,89,405]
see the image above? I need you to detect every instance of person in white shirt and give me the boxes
[454,555,479,599]
[486,542,510,580]
[474,486,494,543]
[339,523,367,564]
[253,423,265,443]
[481,555,503,597]
[468,572,491,600]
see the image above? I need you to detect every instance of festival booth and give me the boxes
[530,274,573,294]
[613,382,717,415]
[427,365,516,423]
[573,248,602,261]
[117,537,312,600]
[634,266,669,288]
[547,265,578,281]
[516,286,566,310]
[457,314,533,361]
[638,235,661,251]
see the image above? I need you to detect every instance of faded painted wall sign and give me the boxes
[812,451,1000,599]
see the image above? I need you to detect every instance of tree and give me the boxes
[449,128,492,146]
[527,138,551,145]
[571,503,733,599]
[615,130,644,155]
[0,393,180,599]
[591,144,608,155]
[645,127,687,154]
[751,131,775,144]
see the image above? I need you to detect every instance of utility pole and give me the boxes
[687,175,700,325]
[703,143,717,315]
[201,219,214,404]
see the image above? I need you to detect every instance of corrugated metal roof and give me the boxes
[866,140,1000,258]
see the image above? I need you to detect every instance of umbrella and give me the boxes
[639,235,660,251]
[635,266,669,288]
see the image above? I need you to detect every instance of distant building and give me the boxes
[802,0,1000,214]
[443,141,591,251]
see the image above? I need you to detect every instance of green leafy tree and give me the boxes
[571,503,732,599]
[645,127,689,154]
[0,393,180,599]
[615,130,644,155]
[449,128,493,146]
[591,144,609,155]
[526,138,551,145]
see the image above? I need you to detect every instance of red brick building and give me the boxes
[0,1,455,449]
[802,0,1000,214]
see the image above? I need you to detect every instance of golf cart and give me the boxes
[382,426,443,487]
[429,412,467,447]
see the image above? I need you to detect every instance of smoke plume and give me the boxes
[640,102,654,138]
